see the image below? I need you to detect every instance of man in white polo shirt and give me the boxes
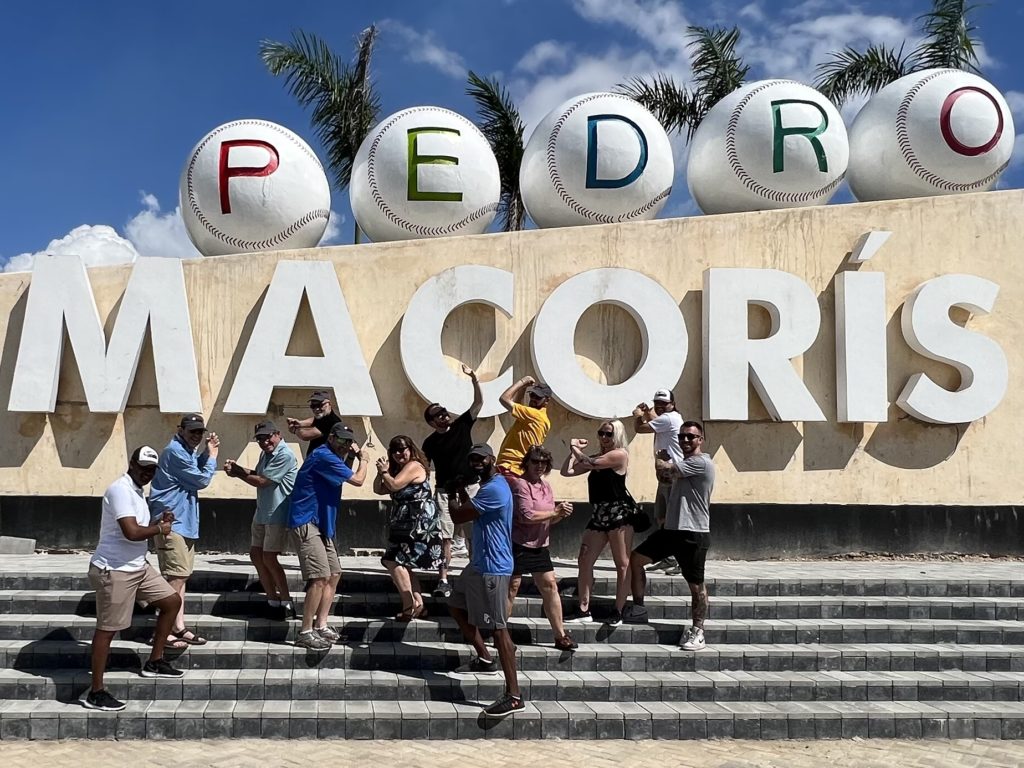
[84,446,185,712]
[633,389,684,571]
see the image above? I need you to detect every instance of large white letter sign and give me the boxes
[531,268,686,418]
[896,274,1007,423]
[704,268,825,421]
[835,271,888,422]
[9,255,201,413]
[400,265,513,419]
[223,261,381,415]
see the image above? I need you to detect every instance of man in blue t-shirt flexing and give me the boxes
[449,443,523,718]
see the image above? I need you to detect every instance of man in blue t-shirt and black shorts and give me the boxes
[448,443,523,718]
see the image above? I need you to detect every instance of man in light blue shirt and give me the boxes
[149,413,219,647]
[224,420,298,620]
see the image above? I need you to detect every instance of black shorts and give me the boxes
[634,529,711,584]
[512,542,554,575]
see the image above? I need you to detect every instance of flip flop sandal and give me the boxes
[149,635,188,650]
[171,627,208,646]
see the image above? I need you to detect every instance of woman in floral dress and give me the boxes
[373,435,444,621]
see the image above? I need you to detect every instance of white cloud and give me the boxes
[2,224,140,273]
[516,40,571,74]
[319,209,347,245]
[124,192,201,259]
[1005,91,1024,168]
[381,20,466,79]
[571,0,690,58]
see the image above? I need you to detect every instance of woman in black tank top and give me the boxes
[559,420,634,626]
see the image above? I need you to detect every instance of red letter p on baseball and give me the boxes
[218,140,280,214]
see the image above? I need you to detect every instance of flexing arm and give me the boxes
[499,375,535,411]
[633,403,655,434]
[560,439,592,477]
[375,460,426,494]
[463,364,485,419]
[166,447,218,492]
[118,512,173,542]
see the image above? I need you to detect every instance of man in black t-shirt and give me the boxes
[287,390,342,456]
[422,364,483,597]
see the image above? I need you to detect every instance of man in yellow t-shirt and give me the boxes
[496,376,553,476]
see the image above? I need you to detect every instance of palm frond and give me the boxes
[814,44,912,106]
[617,74,699,138]
[911,0,981,72]
[259,27,380,193]
[466,71,527,231]
[686,25,749,113]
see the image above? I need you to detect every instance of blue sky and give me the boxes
[1,0,1021,270]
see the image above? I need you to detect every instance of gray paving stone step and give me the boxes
[5,590,1022,621]
[3,612,1023,646]
[4,639,1024,673]
[1,698,1022,740]
[2,667,1023,704]
[3,569,1021,597]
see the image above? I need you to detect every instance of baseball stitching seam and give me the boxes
[896,69,1010,192]
[185,119,330,251]
[725,80,846,204]
[546,93,672,223]
[366,107,499,237]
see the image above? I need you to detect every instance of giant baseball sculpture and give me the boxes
[687,80,849,215]
[349,106,500,242]
[847,69,1015,201]
[180,119,331,257]
[520,92,674,228]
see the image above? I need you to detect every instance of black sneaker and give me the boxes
[605,609,623,626]
[454,655,499,673]
[564,608,593,623]
[81,689,126,711]
[554,632,579,651]
[281,603,298,620]
[483,692,525,718]
[141,657,184,678]
[433,580,452,598]
[621,604,649,624]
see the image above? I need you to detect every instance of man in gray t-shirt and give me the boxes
[623,421,715,651]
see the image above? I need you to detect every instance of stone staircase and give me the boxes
[0,554,1023,740]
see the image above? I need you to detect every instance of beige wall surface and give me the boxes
[0,190,1020,505]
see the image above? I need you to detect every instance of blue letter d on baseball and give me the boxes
[585,114,648,189]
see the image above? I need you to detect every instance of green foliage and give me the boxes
[466,71,527,231]
[815,0,982,106]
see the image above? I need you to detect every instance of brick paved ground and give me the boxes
[3,738,1024,767]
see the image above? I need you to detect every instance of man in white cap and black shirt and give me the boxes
[633,389,684,572]
[84,447,184,711]
[224,420,298,620]
[287,389,342,456]
[149,413,219,648]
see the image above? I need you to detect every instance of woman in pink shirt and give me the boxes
[506,445,578,652]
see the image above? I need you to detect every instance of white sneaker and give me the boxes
[647,557,677,572]
[681,626,705,651]
[450,538,469,557]
[664,564,682,576]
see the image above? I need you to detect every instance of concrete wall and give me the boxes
[0,191,1021,508]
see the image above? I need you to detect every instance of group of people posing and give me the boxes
[84,366,714,719]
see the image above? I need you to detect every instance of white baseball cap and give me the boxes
[652,389,673,403]
[135,446,160,467]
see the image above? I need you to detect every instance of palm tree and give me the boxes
[815,0,981,106]
[466,71,527,231]
[260,26,380,243]
[618,25,749,140]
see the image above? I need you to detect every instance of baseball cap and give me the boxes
[527,383,553,399]
[253,420,279,439]
[308,390,331,404]
[179,413,206,430]
[468,443,495,458]
[134,446,160,467]
[329,423,356,441]
[652,389,674,403]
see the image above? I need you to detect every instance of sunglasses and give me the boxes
[597,430,614,438]
[527,458,549,465]
[255,434,275,442]
[186,428,206,436]
[680,433,700,441]
[390,446,410,454]
[309,401,325,409]
[428,408,449,420]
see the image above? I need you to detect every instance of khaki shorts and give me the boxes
[154,531,196,578]
[434,483,480,540]
[88,563,176,632]
[251,520,289,553]
[291,522,341,581]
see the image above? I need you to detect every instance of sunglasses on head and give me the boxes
[597,430,613,437]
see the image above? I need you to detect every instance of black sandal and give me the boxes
[171,627,208,646]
